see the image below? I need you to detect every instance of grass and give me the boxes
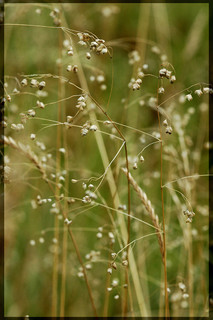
[3,3,209,318]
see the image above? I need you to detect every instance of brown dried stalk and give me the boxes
[122,168,164,262]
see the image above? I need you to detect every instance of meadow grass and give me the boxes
[3,3,210,318]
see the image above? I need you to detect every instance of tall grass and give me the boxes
[3,3,209,318]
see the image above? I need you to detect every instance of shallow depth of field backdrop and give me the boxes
[4,3,209,318]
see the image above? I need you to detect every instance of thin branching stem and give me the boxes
[156,79,169,317]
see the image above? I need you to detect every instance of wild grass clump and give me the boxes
[3,3,210,318]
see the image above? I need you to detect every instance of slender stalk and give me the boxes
[156,80,169,317]
[59,67,68,318]
[52,17,63,316]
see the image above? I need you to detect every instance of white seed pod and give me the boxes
[2,121,7,128]
[100,84,107,91]
[67,115,73,123]
[136,78,142,85]
[11,123,17,130]
[78,96,85,102]
[90,124,98,131]
[111,261,117,270]
[96,44,105,53]
[108,232,114,239]
[158,87,165,94]
[53,8,60,15]
[30,79,39,88]
[82,196,91,204]
[27,109,36,117]
[67,49,73,56]
[101,47,108,54]
[114,295,119,300]
[21,78,28,87]
[77,32,83,40]
[77,271,84,278]
[170,75,176,83]
[38,81,46,90]
[151,46,161,54]
[72,65,78,73]
[138,71,144,78]
[194,89,203,97]
[7,95,11,102]
[133,162,138,169]
[85,263,92,270]
[90,41,98,49]
[103,120,111,126]
[71,179,78,183]
[39,237,45,243]
[29,240,36,246]
[166,70,172,79]
[52,238,58,244]
[161,54,168,62]
[77,101,86,109]
[132,83,140,91]
[139,99,145,106]
[63,39,70,48]
[178,282,186,292]
[13,88,19,94]
[203,87,210,94]
[118,204,127,211]
[112,279,119,287]
[97,75,105,83]
[67,65,72,72]
[64,218,72,225]
[159,68,167,78]
[30,133,36,140]
[59,148,66,153]
[142,64,148,70]
[90,75,95,82]
[139,155,144,162]
[122,260,128,267]
[107,267,112,275]
[37,100,45,109]
[165,126,173,134]
[96,232,102,239]
[111,252,116,259]
[16,123,24,131]
[78,40,87,46]
[163,119,168,127]
[81,128,89,136]
[185,94,193,101]
[86,52,91,59]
